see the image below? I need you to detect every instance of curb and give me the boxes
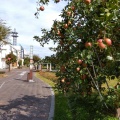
[48,85,55,120]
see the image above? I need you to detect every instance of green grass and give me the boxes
[35,71,119,120]
[102,77,119,88]
[35,72,72,120]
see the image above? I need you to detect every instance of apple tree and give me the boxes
[6,52,17,71]
[34,0,120,117]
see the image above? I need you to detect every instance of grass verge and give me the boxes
[35,71,72,120]
[35,71,119,120]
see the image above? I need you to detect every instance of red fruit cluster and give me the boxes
[97,38,112,49]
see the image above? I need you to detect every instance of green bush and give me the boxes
[68,94,117,120]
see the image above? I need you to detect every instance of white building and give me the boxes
[0,44,11,69]
[0,28,30,69]
[0,40,24,69]
[24,49,29,58]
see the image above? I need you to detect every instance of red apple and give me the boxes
[71,6,75,11]
[76,67,80,71]
[85,42,92,48]
[77,59,82,64]
[84,0,91,4]
[104,38,112,46]
[61,78,65,83]
[39,6,44,11]
[64,24,68,29]
[97,39,103,43]
[98,42,106,49]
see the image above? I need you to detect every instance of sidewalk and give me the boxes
[0,68,55,120]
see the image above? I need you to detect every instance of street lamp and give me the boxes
[29,45,34,82]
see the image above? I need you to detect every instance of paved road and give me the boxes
[0,68,54,120]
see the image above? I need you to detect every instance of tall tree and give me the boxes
[0,19,11,42]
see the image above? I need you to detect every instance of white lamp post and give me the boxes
[29,45,34,82]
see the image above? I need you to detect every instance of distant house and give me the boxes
[0,40,24,69]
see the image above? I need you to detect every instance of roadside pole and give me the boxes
[29,45,34,82]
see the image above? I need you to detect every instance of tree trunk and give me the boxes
[9,64,10,72]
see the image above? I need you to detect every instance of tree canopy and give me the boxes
[24,57,30,66]
[6,52,17,65]
[33,55,41,63]
[34,0,120,118]
[0,19,11,42]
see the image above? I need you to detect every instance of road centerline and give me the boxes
[0,82,5,89]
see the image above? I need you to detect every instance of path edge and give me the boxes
[47,84,55,120]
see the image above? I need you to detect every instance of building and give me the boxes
[0,40,24,69]
[0,29,32,69]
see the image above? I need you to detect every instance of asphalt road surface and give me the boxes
[0,68,53,120]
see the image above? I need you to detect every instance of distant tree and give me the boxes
[33,55,41,63]
[44,54,58,69]
[18,59,22,68]
[6,52,17,71]
[24,57,30,67]
[0,19,11,41]
[33,55,41,70]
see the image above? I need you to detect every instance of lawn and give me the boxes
[35,71,119,120]
[0,71,7,78]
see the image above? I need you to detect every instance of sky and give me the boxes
[0,0,67,58]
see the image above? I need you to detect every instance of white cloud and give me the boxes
[0,0,67,58]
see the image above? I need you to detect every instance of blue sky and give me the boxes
[0,0,66,58]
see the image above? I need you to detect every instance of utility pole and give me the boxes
[29,45,34,82]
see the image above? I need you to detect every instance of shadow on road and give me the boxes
[14,78,28,82]
[0,95,51,120]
